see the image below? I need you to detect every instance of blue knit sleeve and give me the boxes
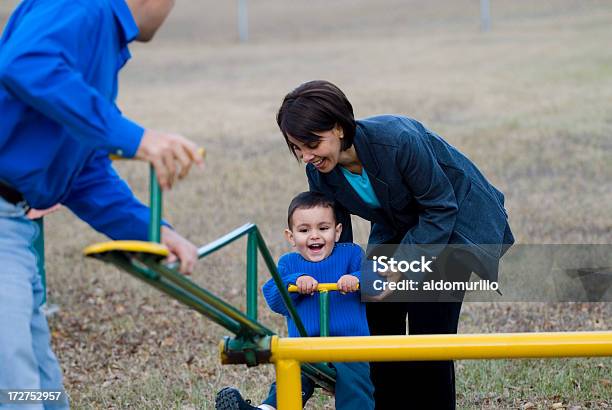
[261,254,303,316]
[347,244,365,281]
[63,151,170,240]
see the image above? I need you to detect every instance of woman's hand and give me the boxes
[295,275,318,295]
[337,274,359,293]
[364,270,403,301]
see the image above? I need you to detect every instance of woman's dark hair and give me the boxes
[277,80,356,160]
[287,191,337,229]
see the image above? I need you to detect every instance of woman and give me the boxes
[276,80,514,409]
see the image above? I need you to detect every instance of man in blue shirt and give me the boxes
[0,0,203,407]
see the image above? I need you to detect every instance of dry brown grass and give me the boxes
[2,0,611,408]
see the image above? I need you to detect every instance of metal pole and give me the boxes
[272,332,612,363]
[149,165,162,243]
[256,230,309,337]
[246,231,258,320]
[195,223,255,260]
[275,359,302,410]
[480,0,491,32]
[237,0,248,42]
[34,218,46,305]
[114,255,245,335]
[146,260,273,337]
[319,290,329,337]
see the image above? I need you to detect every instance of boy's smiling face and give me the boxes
[285,205,342,262]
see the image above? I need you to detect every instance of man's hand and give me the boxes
[337,274,359,293]
[135,129,204,190]
[26,204,62,220]
[295,275,318,295]
[161,226,198,275]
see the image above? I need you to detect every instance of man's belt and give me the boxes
[0,181,25,205]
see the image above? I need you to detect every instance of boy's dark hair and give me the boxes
[277,80,356,160]
[287,191,337,229]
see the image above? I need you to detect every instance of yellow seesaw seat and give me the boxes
[83,240,169,259]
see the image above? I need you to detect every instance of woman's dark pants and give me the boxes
[366,300,463,410]
[365,250,473,410]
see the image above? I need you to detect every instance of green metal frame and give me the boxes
[86,165,337,390]
[34,218,46,305]
[149,168,163,243]
[319,291,330,337]
[71,162,612,405]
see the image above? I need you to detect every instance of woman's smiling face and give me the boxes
[287,126,343,173]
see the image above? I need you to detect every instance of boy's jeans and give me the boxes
[0,197,68,409]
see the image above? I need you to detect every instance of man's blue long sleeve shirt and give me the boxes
[0,0,155,240]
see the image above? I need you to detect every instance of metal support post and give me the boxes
[480,0,491,32]
[34,218,46,305]
[275,359,302,410]
[149,165,162,243]
[319,290,329,337]
[237,0,248,42]
[247,231,258,320]
[273,332,612,363]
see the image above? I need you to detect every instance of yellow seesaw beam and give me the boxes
[269,331,612,410]
[270,331,612,363]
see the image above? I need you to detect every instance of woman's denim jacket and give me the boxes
[307,115,515,282]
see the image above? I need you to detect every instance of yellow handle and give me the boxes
[287,283,360,293]
[197,147,206,159]
[109,147,206,161]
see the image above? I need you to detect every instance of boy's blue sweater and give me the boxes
[262,243,370,338]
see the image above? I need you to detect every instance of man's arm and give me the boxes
[63,152,153,240]
[0,2,202,189]
[62,152,197,273]
[0,2,142,157]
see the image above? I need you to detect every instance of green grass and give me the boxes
[458,358,611,409]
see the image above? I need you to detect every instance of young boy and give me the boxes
[216,191,374,410]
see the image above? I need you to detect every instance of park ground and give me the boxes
[1,0,611,408]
